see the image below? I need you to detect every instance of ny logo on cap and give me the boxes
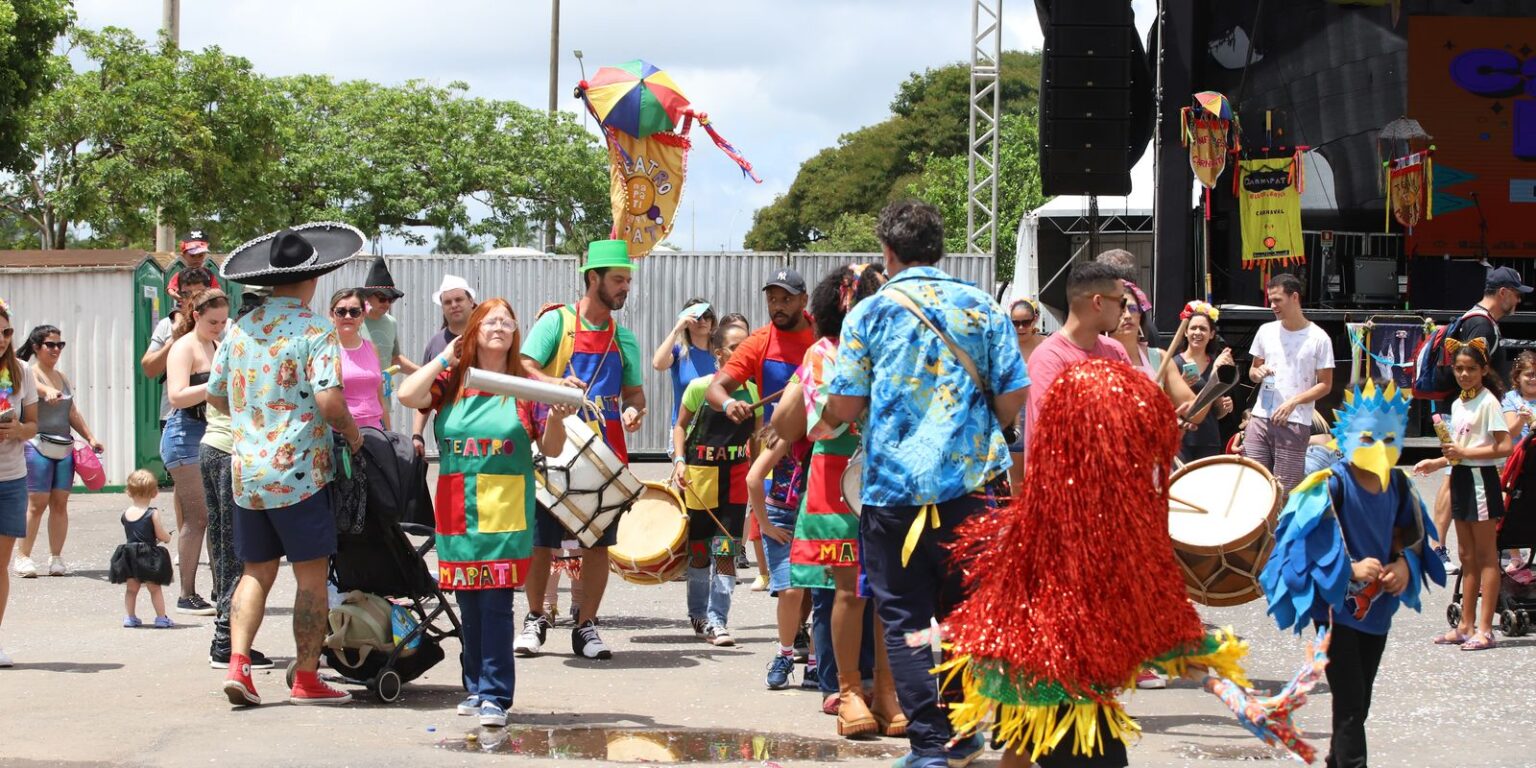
[777,271,787,280]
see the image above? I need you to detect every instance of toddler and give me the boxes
[109,469,174,628]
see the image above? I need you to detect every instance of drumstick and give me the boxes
[1156,316,1191,389]
[1168,493,1210,515]
[749,389,784,412]
[678,483,740,545]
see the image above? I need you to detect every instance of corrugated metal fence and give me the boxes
[316,251,996,456]
[0,267,137,484]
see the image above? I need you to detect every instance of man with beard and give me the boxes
[517,240,646,660]
[706,268,816,689]
[410,275,477,457]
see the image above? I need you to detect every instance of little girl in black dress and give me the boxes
[109,469,174,628]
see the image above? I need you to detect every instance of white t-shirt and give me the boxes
[0,364,40,482]
[148,315,176,419]
[1249,320,1334,427]
[1450,388,1508,468]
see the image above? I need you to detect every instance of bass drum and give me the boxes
[1166,455,1281,607]
[840,450,864,515]
[608,483,689,586]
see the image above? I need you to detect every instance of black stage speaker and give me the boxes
[1039,0,1138,196]
[1408,259,1485,311]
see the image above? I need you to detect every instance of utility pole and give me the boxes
[544,0,559,253]
[154,0,180,254]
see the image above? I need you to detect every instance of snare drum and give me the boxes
[533,415,645,548]
[1166,455,1281,607]
[608,483,689,586]
[840,450,864,514]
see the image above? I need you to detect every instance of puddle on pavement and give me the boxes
[1173,742,1289,761]
[438,725,904,763]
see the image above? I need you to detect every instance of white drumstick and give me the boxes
[464,367,588,408]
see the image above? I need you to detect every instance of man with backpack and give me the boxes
[515,240,647,660]
[1419,266,1531,560]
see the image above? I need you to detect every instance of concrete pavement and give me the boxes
[0,466,1530,767]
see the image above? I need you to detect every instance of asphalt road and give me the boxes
[0,465,1529,767]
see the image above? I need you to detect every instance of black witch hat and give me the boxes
[363,255,405,300]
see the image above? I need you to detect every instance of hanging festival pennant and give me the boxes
[1385,149,1433,233]
[1181,91,1240,219]
[577,59,761,259]
[1237,154,1306,276]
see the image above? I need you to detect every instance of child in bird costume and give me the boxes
[1259,379,1446,767]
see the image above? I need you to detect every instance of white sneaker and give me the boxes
[0,646,12,667]
[514,613,551,657]
[12,556,36,578]
[47,556,68,576]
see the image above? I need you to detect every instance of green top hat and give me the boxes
[582,239,635,272]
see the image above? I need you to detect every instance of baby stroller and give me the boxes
[1447,430,1536,637]
[286,427,456,702]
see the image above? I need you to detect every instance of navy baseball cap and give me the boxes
[1487,266,1533,294]
[763,268,806,295]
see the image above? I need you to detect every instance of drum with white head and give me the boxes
[1166,455,1281,607]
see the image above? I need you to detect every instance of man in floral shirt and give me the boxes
[207,223,365,707]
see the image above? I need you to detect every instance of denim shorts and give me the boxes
[23,441,74,493]
[761,503,799,594]
[159,410,208,470]
[0,477,26,537]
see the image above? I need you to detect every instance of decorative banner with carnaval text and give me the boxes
[1237,156,1305,269]
[1187,118,1232,189]
[608,131,689,259]
[1386,151,1433,233]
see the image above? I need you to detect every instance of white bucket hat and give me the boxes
[432,274,478,306]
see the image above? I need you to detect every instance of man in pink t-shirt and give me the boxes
[1025,262,1133,439]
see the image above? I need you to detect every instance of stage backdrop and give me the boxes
[1409,16,1536,258]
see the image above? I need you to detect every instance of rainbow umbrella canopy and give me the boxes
[582,60,691,138]
[1194,90,1234,120]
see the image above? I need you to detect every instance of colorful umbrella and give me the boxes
[1194,91,1235,120]
[580,60,691,139]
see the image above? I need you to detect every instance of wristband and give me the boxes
[673,456,685,465]
[411,434,425,443]
[436,355,452,370]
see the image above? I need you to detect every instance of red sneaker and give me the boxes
[223,658,261,707]
[822,693,839,716]
[290,675,353,705]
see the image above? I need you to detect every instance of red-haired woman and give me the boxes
[398,298,574,728]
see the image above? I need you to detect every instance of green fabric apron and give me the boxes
[433,392,535,590]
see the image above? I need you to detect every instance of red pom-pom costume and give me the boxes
[933,359,1250,762]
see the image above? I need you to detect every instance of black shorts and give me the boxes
[687,503,746,558]
[1449,464,1505,523]
[533,502,618,549]
[234,491,337,564]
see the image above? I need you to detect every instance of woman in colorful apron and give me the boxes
[782,264,907,739]
[398,298,575,728]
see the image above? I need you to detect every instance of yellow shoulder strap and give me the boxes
[540,304,578,379]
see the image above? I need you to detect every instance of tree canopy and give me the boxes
[745,50,1044,276]
[0,25,609,251]
[0,0,72,172]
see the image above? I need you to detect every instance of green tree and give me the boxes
[745,50,1042,258]
[0,27,280,248]
[0,0,73,172]
[905,112,1046,279]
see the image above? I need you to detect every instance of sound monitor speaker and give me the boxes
[1040,0,1138,197]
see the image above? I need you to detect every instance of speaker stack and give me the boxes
[1039,0,1137,197]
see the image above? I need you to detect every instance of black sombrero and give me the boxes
[220,222,365,287]
[363,255,405,300]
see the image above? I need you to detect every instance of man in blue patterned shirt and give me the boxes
[827,200,1028,768]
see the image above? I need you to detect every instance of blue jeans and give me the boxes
[861,481,1005,760]
[811,586,876,696]
[686,565,735,628]
[0,477,26,538]
[457,588,517,709]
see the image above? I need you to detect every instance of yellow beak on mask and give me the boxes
[1350,441,1398,488]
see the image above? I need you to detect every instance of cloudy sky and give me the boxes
[72,0,1152,253]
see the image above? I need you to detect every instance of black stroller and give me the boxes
[1448,429,1536,637]
[285,427,457,702]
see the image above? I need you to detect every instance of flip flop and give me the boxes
[1461,633,1498,651]
[1433,629,1470,645]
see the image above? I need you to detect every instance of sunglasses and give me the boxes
[0,328,11,340]
[1094,293,1131,310]
[42,341,66,350]
[371,295,395,304]
[1012,318,1035,330]
[332,307,364,319]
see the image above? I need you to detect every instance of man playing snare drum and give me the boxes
[517,239,647,660]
